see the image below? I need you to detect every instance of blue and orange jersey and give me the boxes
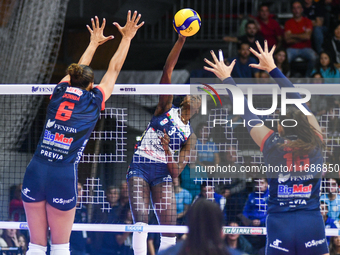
[261,130,323,213]
[34,82,105,163]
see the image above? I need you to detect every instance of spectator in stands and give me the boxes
[18,234,28,255]
[274,48,290,77]
[9,183,25,221]
[321,201,339,246]
[119,180,129,208]
[320,178,340,221]
[311,51,340,82]
[284,0,317,77]
[173,176,192,225]
[195,123,220,172]
[158,198,242,255]
[228,42,260,78]
[223,20,265,60]
[70,182,88,255]
[303,0,327,54]
[322,22,340,69]
[193,181,226,211]
[224,222,254,254]
[0,228,19,248]
[255,3,283,49]
[330,236,340,255]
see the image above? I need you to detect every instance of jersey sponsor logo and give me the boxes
[269,239,289,252]
[163,175,172,182]
[62,93,80,101]
[160,118,168,126]
[46,119,55,128]
[52,122,77,133]
[66,87,83,96]
[290,174,314,181]
[305,238,326,248]
[278,173,290,183]
[277,184,313,198]
[43,130,74,150]
[40,149,63,160]
[53,196,75,205]
[75,139,88,164]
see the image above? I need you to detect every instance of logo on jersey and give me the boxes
[53,196,75,205]
[305,238,326,248]
[62,93,80,101]
[66,87,83,96]
[40,149,63,160]
[269,239,289,252]
[21,188,35,201]
[160,118,168,126]
[43,130,74,150]
[278,173,290,183]
[46,119,55,129]
[278,184,313,198]
[50,121,77,133]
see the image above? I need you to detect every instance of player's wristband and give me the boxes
[269,68,311,112]
[222,77,262,133]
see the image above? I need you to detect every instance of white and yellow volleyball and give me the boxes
[173,8,201,37]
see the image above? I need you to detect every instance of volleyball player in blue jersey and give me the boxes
[21,12,144,255]
[127,35,200,255]
[204,41,329,255]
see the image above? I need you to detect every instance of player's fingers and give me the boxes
[86,25,93,34]
[269,44,276,55]
[249,63,265,70]
[91,18,95,29]
[131,11,138,23]
[203,66,218,75]
[255,40,264,54]
[134,13,141,24]
[127,10,131,21]
[249,47,261,59]
[229,59,237,70]
[113,22,122,31]
[137,21,145,29]
[204,58,215,68]
[264,40,268,53]
[100,18,106,29]
[210,50,219,64]
[95,16,100,28]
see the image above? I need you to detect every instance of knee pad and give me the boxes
[50,243,70,255]
[132,222,148,255]
[158,236,176,252]
[26,242,47,255]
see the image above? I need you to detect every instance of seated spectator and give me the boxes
[193,181,226,211]
[284,0,317,77]
[0,228,19,248]
[320,178,340,221]
[173,176,192,225]
[70,182,88,255]
[255,3,283,49]
[224,222,254,255]
[322,22,340,69]
[158,198,243,255]
[9,184,25,222]
[321,201,339,246]
[17,233,27,255]
[330,236,340,255]
[303,0,327,54]
[119,180,129,208]
[311,51,340,82]
[223,20,265,60]
[228,42,260,78]
[274,48,290,77]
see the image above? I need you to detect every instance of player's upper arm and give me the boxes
[249,124,273,149]
[97,70,120,102]
[307,114,322,135]
[154,95,173,116]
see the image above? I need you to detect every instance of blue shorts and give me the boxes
[22,156,77,211]
[266,210,328,255]
[126,156,172,186]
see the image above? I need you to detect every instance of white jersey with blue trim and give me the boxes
[134,106,192,163]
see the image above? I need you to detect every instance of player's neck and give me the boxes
[180,108,190,124]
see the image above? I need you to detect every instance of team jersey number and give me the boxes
[283,152,310,171]
[55,101,74,121]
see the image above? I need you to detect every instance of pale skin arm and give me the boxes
[60,16,114,83]
[98,11,144,101]
[160,130,197,178]
[154,35,186,116]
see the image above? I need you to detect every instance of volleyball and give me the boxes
[173,8,201,37]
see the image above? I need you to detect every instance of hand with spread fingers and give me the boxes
[114,10,144,40]
[204,50,236,81]
[86,16,114,46]
[249,40,277,72]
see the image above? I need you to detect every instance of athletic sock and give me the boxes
[50,243,70,255]
[158,236,176,252]
[132,222,148,255]
[26,242,47,255]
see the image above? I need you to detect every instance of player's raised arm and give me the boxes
[60,16,114,84]
[249,40,322,135]
[154,35,186,116]
[98,10,144,102]
[204,50,272,147]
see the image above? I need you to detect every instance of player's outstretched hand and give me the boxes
[249,40,277,72]
[86,16,114,46]
[114,10,144,40]
[204,50,236,81]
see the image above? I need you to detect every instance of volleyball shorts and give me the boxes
[22,156,77,211]
[266,210,329,255]
[126,155,172,186]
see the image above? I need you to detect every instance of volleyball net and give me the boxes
[0,81,340,237]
